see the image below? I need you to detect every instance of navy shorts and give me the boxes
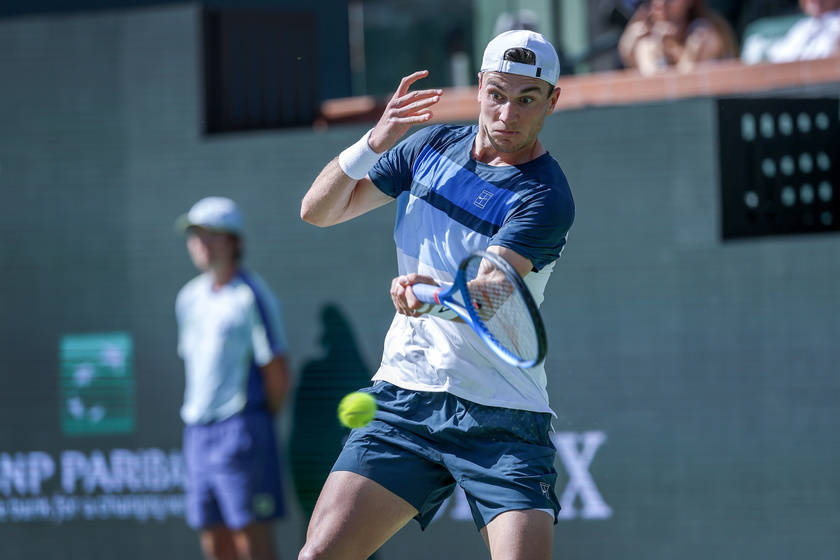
[332,382,560,530]
[183,409,285,530]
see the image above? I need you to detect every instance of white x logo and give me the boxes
[552,431,613,520]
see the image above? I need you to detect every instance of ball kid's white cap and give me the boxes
[480,30,561,86]
[176,196,244,236]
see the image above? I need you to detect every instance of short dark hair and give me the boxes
[501,47,553,95]
[503,47,537,65]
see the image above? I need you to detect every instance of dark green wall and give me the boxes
[0,6,838,560]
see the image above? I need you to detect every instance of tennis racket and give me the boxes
[411,251,547,368]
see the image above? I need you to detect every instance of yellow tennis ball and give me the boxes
[337,392,377,429]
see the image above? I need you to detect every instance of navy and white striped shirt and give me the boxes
[369,124,574,414]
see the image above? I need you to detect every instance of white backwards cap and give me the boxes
[480,30,560,86]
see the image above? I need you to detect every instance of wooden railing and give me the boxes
[317,56,840,126]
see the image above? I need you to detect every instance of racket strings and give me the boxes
[464,259,540,363]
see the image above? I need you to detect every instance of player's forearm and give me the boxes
[261,356,290,415]
[266,387,286,415]
[300,158,358,227]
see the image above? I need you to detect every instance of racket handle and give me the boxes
[411,283,440,305]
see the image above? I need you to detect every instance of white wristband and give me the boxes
[338,129,383,180]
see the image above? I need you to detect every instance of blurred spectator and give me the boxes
[711,0,800,41]
[619,0,739,75]
[763,0,840,62]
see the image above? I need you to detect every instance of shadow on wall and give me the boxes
[288,303,374,518]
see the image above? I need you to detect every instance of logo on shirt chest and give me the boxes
[473,190,494,209]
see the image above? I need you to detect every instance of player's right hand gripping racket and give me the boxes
[411,251,547,369]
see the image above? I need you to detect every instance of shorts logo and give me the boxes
[540,482,551,498]
[473,190,494,209]
[253,493,275,517]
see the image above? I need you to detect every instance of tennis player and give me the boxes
[299,30,575,560]
[175,196,290,560]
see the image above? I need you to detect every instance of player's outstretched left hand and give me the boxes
[369,71,442,154]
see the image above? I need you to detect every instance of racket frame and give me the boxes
[412,251,547,368]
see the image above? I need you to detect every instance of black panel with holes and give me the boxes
[718,98,840,240]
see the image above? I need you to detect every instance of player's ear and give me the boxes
[477,72,484,101]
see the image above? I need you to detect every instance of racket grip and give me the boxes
[411,283,440,305]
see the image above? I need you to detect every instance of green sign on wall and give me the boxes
[59,332,136,436]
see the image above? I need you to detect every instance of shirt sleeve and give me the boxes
[369,126,440,197]
[262,293,288,357]
[243,273,288,366]
[492,170,576,272]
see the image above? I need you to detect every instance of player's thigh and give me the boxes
[480,508,555,560]
[301,471,418,560]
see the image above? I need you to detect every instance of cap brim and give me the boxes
[174,213,193,234]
